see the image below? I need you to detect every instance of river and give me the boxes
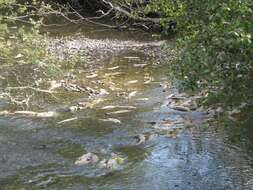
[0,23,253,190]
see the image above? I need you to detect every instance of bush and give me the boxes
[153,0,253,105]
[0,0,52,66]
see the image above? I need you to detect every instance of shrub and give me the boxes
[153,0,253,105]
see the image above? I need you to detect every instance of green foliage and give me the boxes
[153,0,253,105]
[0,0,53,66]
[145,0,185,18]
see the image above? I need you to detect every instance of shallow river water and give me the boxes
[0,24,253,190]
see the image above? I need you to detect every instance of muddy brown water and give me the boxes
[0,23,253,190]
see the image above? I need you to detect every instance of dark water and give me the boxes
[0,24,253,190]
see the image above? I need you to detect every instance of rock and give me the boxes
[75,152,99,165]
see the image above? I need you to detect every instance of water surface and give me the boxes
[0,24,253,190]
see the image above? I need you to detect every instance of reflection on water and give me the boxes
[0,26,253,190]
[42,19,156,41]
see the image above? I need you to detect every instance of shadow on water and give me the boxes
[42,17,156,41]
[0,24,253,190]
